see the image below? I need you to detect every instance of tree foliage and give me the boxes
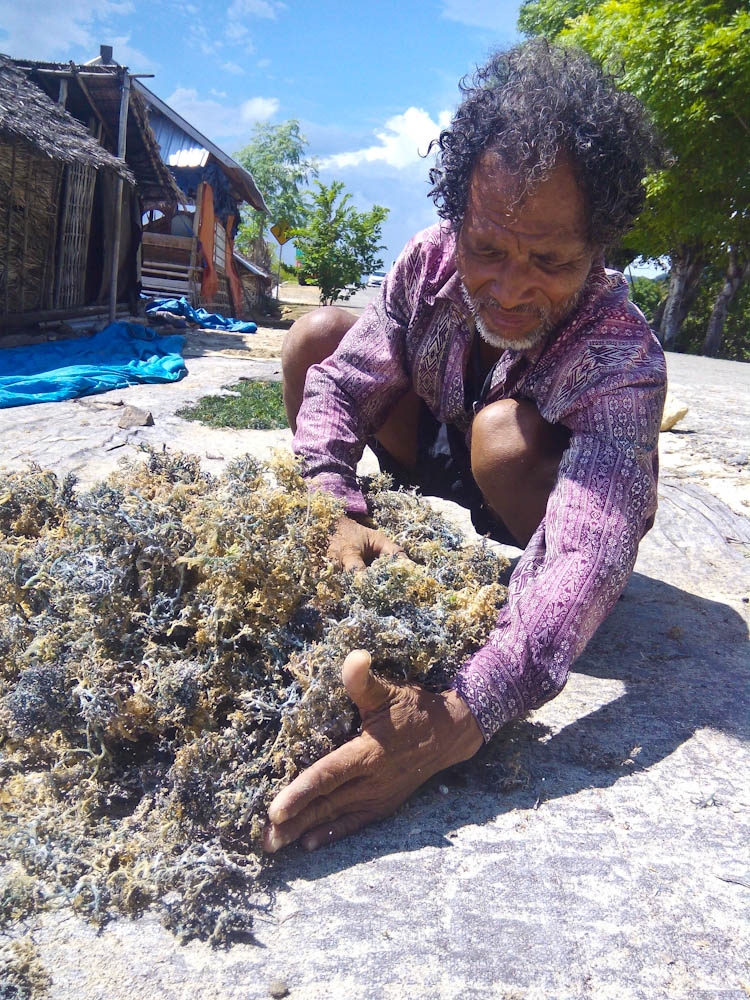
[558,0,748,256]
[518,0,598,38]
[293,181,389,305]
[519,0,750,356]
[627,275,667,325]
[676,261,750,361]
[234,120,318,254]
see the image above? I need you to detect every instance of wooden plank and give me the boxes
[142,233,195,250]
[141,277,191,294]
[141,259,199,272]
[141,272,191,285]
[1,302,127,330]
[141,263,201,278]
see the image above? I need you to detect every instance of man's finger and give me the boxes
[266,740,364,827]
[377,537,409,561]
[337,548,367,571]
[300,810,374,851]
[342,649,392,715]
[263,767,371,853]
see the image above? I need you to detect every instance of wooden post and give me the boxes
[108,69,131,325]
[4,145,16,316]
[190,182,203,305]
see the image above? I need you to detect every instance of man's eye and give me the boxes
[538,255,580,270]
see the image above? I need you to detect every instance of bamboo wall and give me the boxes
[55,161,96,309]
[0,143,62,317]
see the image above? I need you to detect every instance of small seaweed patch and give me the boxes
[0,936,50,1000]
[176,380,287,429]
[0,452,508,945]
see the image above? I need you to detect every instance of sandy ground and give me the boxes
[1,305,748,1000]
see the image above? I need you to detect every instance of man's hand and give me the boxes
[262,650,484,852]
[327,515,406,571]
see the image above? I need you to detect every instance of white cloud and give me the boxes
[312,108,457,268]
[166,87,279,143]
[0,0,134,59]
[104,34,155,72]
[321,107,452,171]
[225,0,284,47]
[221,61,246,75]
[240,95,280,121]
[227,0,284,19]
[189,21,225,56]
[440,0,521,32]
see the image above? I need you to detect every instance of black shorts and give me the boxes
[369,400,518,546]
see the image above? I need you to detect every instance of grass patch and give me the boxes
[177,379,288,429]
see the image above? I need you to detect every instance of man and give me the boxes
[263,41,667,853]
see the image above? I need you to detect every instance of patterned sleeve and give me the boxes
[292,251,418,515]
[453,360,666,742]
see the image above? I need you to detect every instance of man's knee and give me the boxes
[473,398,541,466]
[281,306,357,429]
[282,306,356,373]
[470,398,569,491]
[470,398,570,547]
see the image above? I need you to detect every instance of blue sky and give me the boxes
[1,0,525,266]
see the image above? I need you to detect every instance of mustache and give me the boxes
[467,292,547,320]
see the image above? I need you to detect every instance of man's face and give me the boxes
[456,153,596,352]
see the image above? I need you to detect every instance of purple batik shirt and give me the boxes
[294,223,667,741]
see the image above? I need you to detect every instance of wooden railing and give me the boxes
[141,232,201,302]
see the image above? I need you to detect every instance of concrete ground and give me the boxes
[1,317,748,999]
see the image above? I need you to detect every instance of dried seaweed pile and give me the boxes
[0,452,508,945]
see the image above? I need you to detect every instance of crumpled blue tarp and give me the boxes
[0,323,186,409]
[146,296,257,333]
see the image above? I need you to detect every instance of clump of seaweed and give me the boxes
[0,935,50,999]
[0,452,508,945]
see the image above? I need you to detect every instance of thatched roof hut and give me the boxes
[0,56,133,176]
[0,56,135,324]
[1,47,267,329]
[9,56,180,209]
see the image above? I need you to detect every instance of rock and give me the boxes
[117,406,154,428]
[268,979,289,998]
[660,393,689,432]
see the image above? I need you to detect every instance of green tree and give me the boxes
[520,0,750,357]
[292,181,389,305]
[234,120,318,257]
[675,259,750,361]
[518,0,599,37]
[627,275,667,325]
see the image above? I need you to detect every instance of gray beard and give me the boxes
[472,310,550,352]
[461,283,582,353]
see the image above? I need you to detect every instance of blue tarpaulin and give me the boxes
[0,323,187,409]
[146,297,257,333]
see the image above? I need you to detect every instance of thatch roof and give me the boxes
[5,56,181,208]
[0,55,133,181]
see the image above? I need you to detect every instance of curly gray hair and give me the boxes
[428,40,666,248]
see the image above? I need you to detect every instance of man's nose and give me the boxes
[490,258,535,309]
